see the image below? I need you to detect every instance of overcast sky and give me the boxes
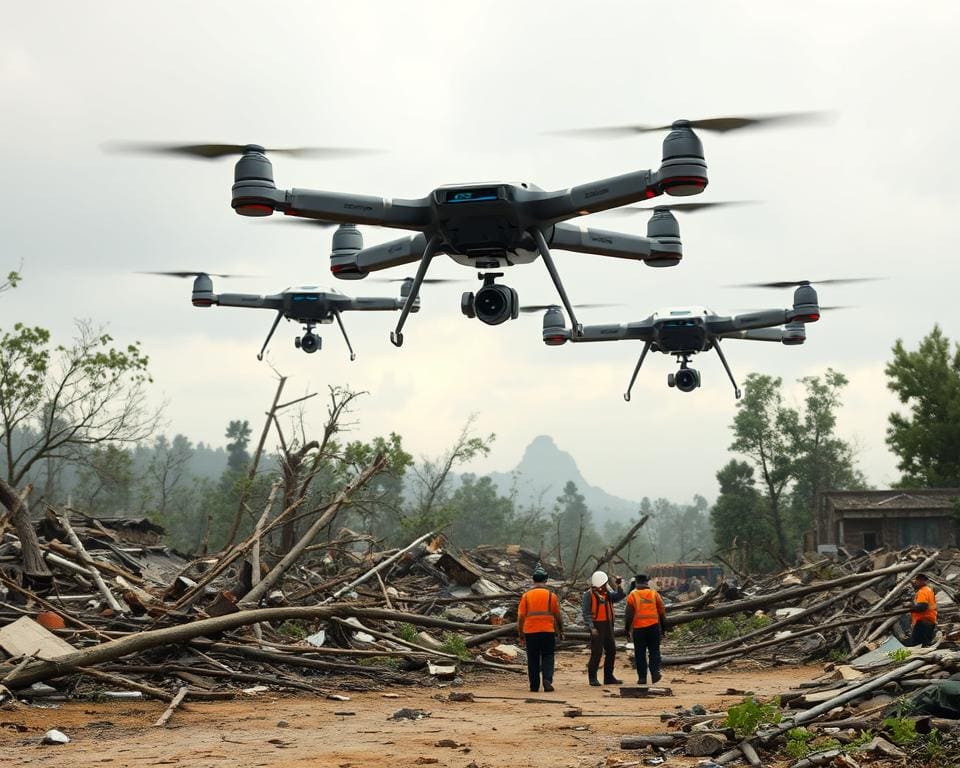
[2,1,959,505]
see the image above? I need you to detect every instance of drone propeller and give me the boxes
[371,277,463,285]
[103,141,383,160]
[548,111,832,139]
[729,277,882,289]
[136,270,254,279]
[604,200,757,217]
[519,303,617,314]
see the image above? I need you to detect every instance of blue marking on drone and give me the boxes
[449,194,498,203]
[293,296,320,302]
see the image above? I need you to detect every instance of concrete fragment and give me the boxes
[42,729,70,745]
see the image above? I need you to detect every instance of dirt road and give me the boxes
[1,654,820,767]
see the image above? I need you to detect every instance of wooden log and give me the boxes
[76,666,173,702]
[153,686,188,727]
[55,510,125,614]
[620,734,677,749]
[685,732,726,757]
[739,741,762,767]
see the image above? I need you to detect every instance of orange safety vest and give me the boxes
[627,588,664,629]
[591,590,610,623]
[519,587,558,634]
[912,585,937,625]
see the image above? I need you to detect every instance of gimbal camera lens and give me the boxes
[674,368,701,392]
[297,332,320,354]
[473,284,516,326]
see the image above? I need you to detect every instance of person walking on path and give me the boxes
[582,570,625,686]
[624,573,667,685]
[517,564,564,692]
[907,572,937,647]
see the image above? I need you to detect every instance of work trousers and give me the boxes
[524,632,556,691]
[587,621,616,679]
[632,624,662,684]
[909,619,936,647]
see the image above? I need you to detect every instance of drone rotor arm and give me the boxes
[549,223,654,261]
[573,321,656,343]
[355,233,429,273]
[285,189,431,230]
[343,296,410,312]
[213,293,285,311]
[533,170,659,223]
[706,309,790,335]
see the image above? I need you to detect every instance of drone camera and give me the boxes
[232,147,277,217]
[296,332,321,354]
[461,273,518,325]
[672,367,701,393]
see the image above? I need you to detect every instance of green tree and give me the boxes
[1,268,20,295]
[730,374,795,559]
[711,459,777,573]
[885,325,960,486]
[446,474,517,548]
[0,320,160,486]
[74,444,137,515]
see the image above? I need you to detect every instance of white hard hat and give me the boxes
[590,571,608,588]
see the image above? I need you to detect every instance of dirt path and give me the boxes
[1,654,821,767]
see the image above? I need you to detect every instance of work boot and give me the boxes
[588,673,601,687]
[651,670,662,684]
[603,675,623,685]
[543,682,555,693]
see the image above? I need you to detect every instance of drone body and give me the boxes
[542,283,822,399]
[182,272,417,360]
[223,124,709,345]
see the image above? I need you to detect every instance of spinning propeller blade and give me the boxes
[604,200,757,217]
[729,277,882,289]
[519,303,617,314]
[548,111,832,138]
[371,277,463,284]
[136,270,255,279]
[103,141,383,160]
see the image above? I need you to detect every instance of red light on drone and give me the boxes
[192,298,214,307]
[544,335,567,346]
[796,312,820,323]
[234,203,273,217]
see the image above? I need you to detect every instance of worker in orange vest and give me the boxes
[907,572,937,647]
[624,574,667,685]
[517,564,564,692]
[582,570,625,686]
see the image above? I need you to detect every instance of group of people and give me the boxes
[516,566,939,693]
[517,567,666,692]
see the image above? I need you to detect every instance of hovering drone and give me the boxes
[145,271,420,360]
[109,112,822,347]
[540,279,863,400]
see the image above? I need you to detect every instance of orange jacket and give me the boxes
[625,587,666,629]
[518,587,562,634]
[911,584,937,625]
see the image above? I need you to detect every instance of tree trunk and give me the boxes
[0,479,50,581]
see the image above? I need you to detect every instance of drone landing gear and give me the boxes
[712,339,742,399]
[391,234,442,347]
[623,341,652,402]
[532,228,582,337]
[257,311,284,361]
[332,310,356,361]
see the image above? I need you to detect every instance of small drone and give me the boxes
[109,113,822,347]
[144,271,420,360]
[540,279,866,399]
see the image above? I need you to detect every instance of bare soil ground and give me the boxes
[0,654,821,768]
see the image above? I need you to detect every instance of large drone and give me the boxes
[110,113,820,347]
[145,271,420,360]
[540,279,865,399]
